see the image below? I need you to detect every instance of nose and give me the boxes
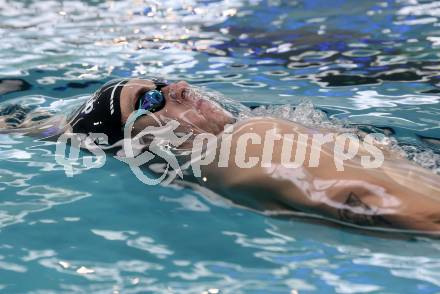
[162,81,190,102]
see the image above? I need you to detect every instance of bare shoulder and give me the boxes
[230,117,312,136]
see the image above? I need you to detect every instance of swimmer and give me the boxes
[1,78,440,234]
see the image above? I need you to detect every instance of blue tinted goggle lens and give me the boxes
[139,90,165,112]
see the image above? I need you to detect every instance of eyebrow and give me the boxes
[151,78,169,90]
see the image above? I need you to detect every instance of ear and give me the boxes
[120,79,156,123]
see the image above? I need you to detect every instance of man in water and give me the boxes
[3,78,440,234]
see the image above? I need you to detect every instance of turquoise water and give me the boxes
[1,0,440,292]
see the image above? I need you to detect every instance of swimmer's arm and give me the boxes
[0,109,68,140]
[225,156,440,233]
[201,118,440,233]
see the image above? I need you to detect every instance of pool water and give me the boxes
[1,0,440,293]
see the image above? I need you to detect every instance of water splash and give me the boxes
[249,100,352,132]
[388,139,440,175]
[247,99,440,175]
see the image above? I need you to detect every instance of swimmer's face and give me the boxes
[157,81,234,134]
[121,80,234,135]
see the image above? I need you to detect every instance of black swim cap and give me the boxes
[70,78,169,145]
[70,79,128,144]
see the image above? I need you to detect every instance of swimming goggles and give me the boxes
[137,90,165,113]
[122,78,169,134]
[135,78,168,113]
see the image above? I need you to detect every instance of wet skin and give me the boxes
[199,117,440,233]
[114,79,440,234]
